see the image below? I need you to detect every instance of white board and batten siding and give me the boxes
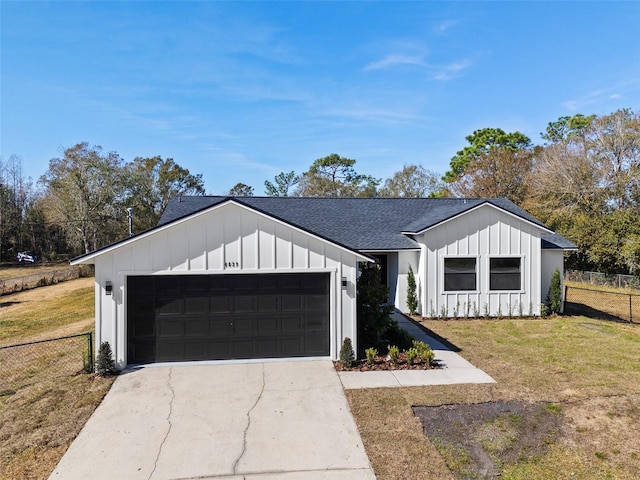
[416,204,546,318]
[91,202,362,367]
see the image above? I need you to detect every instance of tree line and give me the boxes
[1,108,638,275]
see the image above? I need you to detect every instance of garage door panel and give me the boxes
[184,297,209,315]
[209,318,233,335]
[281,316,303,332]
[157,298,182,315]
[258,295,279,312]
[233,339,256,357]
[304,335,328,355]
[132,317,155,337]
[234,296,256,312]
[158,318,183,337]
[127,273,330,364]
[210,296,232,313]
[282,295,303,311]
[305,294,328,310]
[130,342,155,363]
[256,338,279,357]
[184,318,209,336]
[234,317,257,334]
[235,276,257,291]
[304,314,326,332]
[132,297,154,315]
[258,317,278,333]
[281,336,304,356]
[209,340,233,359]
[157,341,184,361]
[183,341,208,360]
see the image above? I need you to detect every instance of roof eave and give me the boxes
[72,198,375,265]
[405,201,554,236]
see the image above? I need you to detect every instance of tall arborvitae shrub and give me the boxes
[547,268,563,315]
[406,265,418,315]
[96,341,117,376]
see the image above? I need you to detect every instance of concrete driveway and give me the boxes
[49,361,375,479]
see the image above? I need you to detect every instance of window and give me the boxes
[490,258,521,290]
[444,258,476,291]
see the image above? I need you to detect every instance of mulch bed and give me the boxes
[333,354,440,371]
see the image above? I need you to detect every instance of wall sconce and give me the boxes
[341,277,347,289]
[105,281,113,295]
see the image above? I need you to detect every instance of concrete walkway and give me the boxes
[338,311,495,389]
[49,361,375,479]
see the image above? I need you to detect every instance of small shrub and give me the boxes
[406,265,418,315]
[496,304,503,320]
[439,304,448,319]
[472,301,480,318]
[464,302,471,319]
[483,303,490,318]
[96,341,117,377]
[453,301,460,319]
[540,303,549,318]
[387,345,400,364]
[429,300,436,318]
[365,347,378,366]
[340,337,355,368]
[528,302,534,317]
[406,347,419,365]
[518,302,524,318]
[412,340,435,364]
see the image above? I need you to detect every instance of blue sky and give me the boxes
[2,1,639,195]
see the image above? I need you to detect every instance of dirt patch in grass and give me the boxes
[414,400,564,479]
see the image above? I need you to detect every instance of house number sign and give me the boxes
[225,261,240,268]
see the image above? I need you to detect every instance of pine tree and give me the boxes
[407,265,418,315]
[547,268,563,314]
[96,341,117,376]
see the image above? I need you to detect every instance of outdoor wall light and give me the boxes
[105,281,113,295]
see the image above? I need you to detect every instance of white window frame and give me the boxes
[488,256,524,292]
[442,256,479,293]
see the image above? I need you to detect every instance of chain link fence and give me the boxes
[0,265,94,295]
[565,286,640,323]
[0,332,93,395]
[565,270,640,290]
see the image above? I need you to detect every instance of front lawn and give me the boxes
[0,278,114,480]
[345,316,640,479]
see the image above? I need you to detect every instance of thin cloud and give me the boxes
[432,20,459,34]
[364,54,426,71]
[431,59,473,81]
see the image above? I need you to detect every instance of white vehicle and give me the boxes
[17,251,38,263]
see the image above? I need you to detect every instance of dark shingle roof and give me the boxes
[159,196,576,251]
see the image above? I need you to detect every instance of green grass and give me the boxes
[0,279,94,343]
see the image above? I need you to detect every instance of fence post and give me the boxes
[630,295,633,323]
[88,332,94,372]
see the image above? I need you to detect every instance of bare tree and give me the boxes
[378,164,444,197]
[447,148,533,205]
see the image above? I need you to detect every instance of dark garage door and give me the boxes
[127,273,330,364]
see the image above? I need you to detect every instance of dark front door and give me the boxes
[127,273,330,364]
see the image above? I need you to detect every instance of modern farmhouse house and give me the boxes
[71,196,576,368]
